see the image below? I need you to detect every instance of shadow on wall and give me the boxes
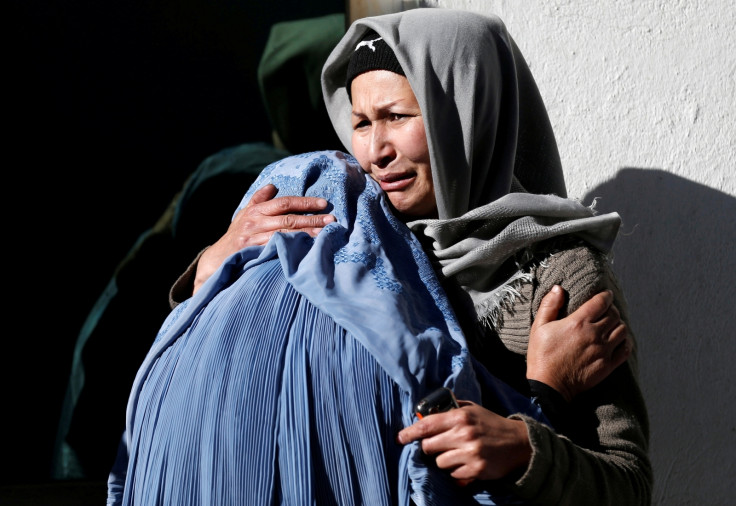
[584,168,736,506]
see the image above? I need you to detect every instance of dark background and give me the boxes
[5,0,345,497]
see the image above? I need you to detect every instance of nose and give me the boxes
[369,123,396,168]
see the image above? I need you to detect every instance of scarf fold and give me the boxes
[408,193,621,322]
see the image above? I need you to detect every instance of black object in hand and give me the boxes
[415,387,459,419]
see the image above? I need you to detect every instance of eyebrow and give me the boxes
[351,99,407,118]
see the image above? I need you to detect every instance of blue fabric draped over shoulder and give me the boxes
[109,151,547,506]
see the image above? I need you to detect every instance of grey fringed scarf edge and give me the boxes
[409,195,621,332]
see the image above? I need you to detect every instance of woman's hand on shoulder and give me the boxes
[527,286,631,402]
[193,184,336,294]
[396,401,531,485]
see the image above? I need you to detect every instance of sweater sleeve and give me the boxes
[527,379,575,435]
[495,243,652,505]
[168,248,208,309]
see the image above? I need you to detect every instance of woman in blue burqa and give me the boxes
[108,8,650,506]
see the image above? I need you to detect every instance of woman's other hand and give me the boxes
[193,184,336,295]
[397,401,531,485]
[527,286,631,402]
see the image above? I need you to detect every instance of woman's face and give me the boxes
[350,70,437,219]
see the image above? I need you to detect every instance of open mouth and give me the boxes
[377,173,415,191]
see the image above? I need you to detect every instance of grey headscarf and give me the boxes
[322,8,621,319]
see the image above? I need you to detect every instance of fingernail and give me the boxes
[316,198,328,207]
[396,432,405,445]
[323,215,336,224]
[552,285,561,293]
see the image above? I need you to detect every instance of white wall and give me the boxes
[364,1,736,504]
[434,1,736,505]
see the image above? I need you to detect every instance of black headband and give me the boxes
[345,30,405,99]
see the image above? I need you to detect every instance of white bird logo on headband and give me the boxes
[355,37,382,52]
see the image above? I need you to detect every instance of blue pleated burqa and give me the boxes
[108,151,545,506]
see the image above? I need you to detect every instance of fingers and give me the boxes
[231,185,337,247]
[532,285,565,331]
[527,286,632,399]
[245,184,278,208]
[607,324,632,366]
[413,416,469,458]
[612,338,632,367]
[253,190,330,217]
[397,405,469,445]
[268,196,330,217]
[571,289,626,340]
[598,308,624,344]
[273,212,335,230]
[576,289,614,322]
[245,183,333,218]
[397,416,443,445]
[250,187,335,227]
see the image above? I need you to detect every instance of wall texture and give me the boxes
[430,1,735,505]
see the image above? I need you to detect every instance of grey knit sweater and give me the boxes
[475,241,652,505]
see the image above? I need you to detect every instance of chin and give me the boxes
[391,203,436,221]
